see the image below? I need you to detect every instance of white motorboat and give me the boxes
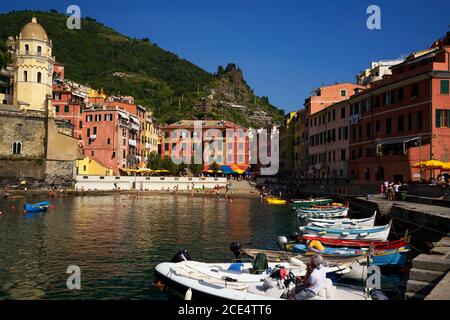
[154,260,372,300]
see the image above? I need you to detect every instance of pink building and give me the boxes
[82,108,134,175]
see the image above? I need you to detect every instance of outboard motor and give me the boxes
[171,249,192,263]
[230,241,242,259]
[277,236,289,251]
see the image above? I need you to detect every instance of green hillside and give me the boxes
[0,10,284,126]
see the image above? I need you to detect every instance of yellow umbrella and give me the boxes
[412,160,445,169]
[441,162,450,171]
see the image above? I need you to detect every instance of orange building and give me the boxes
[349,33,450,184]
[300,83,365,178]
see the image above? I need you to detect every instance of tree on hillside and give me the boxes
[0,42,11,69]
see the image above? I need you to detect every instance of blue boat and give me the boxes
[24,201,50,212]
[292,243,410,267]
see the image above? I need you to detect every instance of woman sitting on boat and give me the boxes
[289,255,327,300]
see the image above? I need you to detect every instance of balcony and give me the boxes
[130,123,140,131]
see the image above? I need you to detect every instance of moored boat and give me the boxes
[304,212,376,227]
[291,198,333,209]
[239,248,366,269]
[154,250,374,300]
[24,201,49,212]
[290,243,410,267]
[301,235,408,251]
[265,197,287,205]
[296,207,348,218]
[300,221,392,241]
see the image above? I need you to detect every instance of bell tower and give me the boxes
[13,16,55,116]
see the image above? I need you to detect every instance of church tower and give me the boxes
[13,17,55,116]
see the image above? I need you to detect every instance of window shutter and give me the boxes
[436,110,442,128]
[441,80,449,94]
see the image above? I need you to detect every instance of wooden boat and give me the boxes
[24,201,49,212]
[265,197,286,205]
[154,260,372,300]
[291,243,410,267]
[296,208,348,218]
[291,198,333,209]
[302,235,408,251]
[304,213,376,227]
[240,247,367,265]
[300,221,392,241]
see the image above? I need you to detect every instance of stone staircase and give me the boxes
[406,237,450,299]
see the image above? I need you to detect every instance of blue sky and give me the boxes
[2,0,450,112]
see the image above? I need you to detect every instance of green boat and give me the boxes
[291,198,333,209]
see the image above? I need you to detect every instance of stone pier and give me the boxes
[407,237,450,300]
[351,195,450,300]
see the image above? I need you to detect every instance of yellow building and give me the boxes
[77,157,114,176]
[143,111,160,160]
[13,17,55,116]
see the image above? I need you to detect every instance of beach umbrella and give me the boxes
[441,162,450,171]
[411,160,444,169]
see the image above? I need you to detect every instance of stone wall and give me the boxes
[0,159,46,182]
[45,160,76,186]
[0,107,46,159]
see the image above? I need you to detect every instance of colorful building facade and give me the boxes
[307,100,350,179]
[349,34,450,184]
[161,120,250,172]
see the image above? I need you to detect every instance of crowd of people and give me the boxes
[381,181,407,201]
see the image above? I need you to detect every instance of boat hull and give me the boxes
[291,199,333,208]
[154,261,371,300]
[301,236,408,251]
[291,244,409,267]
[297,208,348,218]
[301,222,391,241]
[304,214,376,227]
[24,201,49,212]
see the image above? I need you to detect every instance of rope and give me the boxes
[390,222,428,254]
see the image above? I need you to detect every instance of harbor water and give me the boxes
[0,195,407,299]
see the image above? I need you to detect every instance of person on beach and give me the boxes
[290,255,327,301]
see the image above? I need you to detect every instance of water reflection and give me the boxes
[0,195,298,299]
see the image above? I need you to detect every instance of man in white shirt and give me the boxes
[291,255,327,300]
